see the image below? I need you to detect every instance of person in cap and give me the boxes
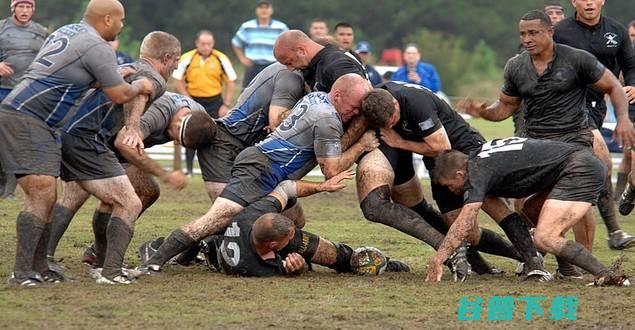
[356,41,382,86]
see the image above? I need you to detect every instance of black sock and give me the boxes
[466,249,492,275]
[555,256,579,275]
[147,229,196,267]
[361,186,444,249]
[615,172,628,199]
[498,213,542,269]
[102,217,133,279]
[328,242,354,273]
[410,201,449,234]
[175,244,202,266]
[558,241,607,276]
[33,223,51,275]
[47,204,76,258]
[598,179,620,233]
[92,210,111,268]
[475,228,523,262]
[14,212,46,279]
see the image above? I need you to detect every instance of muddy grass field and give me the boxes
[1,119,634,329]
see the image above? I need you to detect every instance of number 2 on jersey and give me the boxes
[36,34,70,68]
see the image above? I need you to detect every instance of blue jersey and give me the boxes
[1,22,124,128]
[256,92,343,180]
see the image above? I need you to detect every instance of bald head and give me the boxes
[330,74,372,123]
[252,213,294,244]
[274,30,311,52]
[274,30,323,71]
[83,0,125,41]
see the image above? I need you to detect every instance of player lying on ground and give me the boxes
[136,74,378,274]
[357,85,548,281]
[47,92,215,270]
[425,137,630,286]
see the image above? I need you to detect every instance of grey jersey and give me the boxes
[220,62,304,146]
[62,61,166,142]
[140,92,205,147]
[255,92,343,180]
[0,18,49,88]
[2,22,125,128]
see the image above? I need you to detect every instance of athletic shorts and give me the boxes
[60,133,125,182]
[527,129,593,149]
[0,108,61,177]
[549,150,605,204]
[198,125,247,183]
[219,147,283,207]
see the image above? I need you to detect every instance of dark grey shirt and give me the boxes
[502,43,605,137]
[0,18,49,89]
[140,92,205,147]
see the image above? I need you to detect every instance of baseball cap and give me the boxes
[356,41,371,54]
[257,0,271,6]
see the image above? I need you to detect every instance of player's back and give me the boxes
[2,23,124,128]
[140,92,205,148]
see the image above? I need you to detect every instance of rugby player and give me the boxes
[0,0,154,287]
[426,138,630,287]
[46,92,215,268]
[137,74,378,273]
[553,0,635,249]
[54,31,181,284]
[359,83,548,280]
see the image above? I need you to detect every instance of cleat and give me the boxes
[608,230,635,250]
[200,235,222,272]
[445,242,471,282]
[7,272,45,288]
[524,269,553,282]
[514,262,525,276]
[82,245,97,265]
[41,270,68,283]
[134,264,162,276]
[384,258,411,272]
[137,237,164,264]
[89,267,103,280]
[466,249,498,275]
[556,268,584,280]
[618,186,635,216]
[96,274,133,285]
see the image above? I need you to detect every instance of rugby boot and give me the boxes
[137,237,165,264]
[7,272,45,288]
[618,185,635,216]
[445,241,471,282]
[385,258,411,272]
[608,230,635,250]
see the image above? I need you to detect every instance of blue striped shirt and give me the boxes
[232,19,288,64]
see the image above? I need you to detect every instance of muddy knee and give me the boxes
[360,185,391,223]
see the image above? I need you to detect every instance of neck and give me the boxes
[257,17,271,26]
[530,43,554,63]
[307,43,324,59]
[11,16,30,27]
[575,12,601,26]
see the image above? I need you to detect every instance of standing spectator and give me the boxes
[333,22,354,51]
[0,0,48,101]
[0,0,48,200]
[391,43,441,93]
[356,41,381,86]
[544,2,566,25]
[173,29,237,176]
[109,39,134,65]
[309,18,329,40]
[232,0,288,88]
[629,20,635,46]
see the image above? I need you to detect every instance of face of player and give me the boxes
[629,26,635,43]
[334,27,354,49]
[519,19,553,56]
[103,9,125,42]
[334,88,365,123]
[196,34,214,57]
[168,107,192,144]
[403,46,420,66]
[571,0,604,24]
[310,22,328,39]
[13,3,34,25]
[271,227,295,252]
[544,6,565,25]
[438,172,466,195]
[276,47,309,71]
[158,49,181,80]
[384,99,401,128]
[256,4,273,21]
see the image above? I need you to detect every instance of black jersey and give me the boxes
[218,196,287,277]
[463,137,581,203]
[554,15,635,107]
[502,43,605,137]
[380,81,484,153]
[302,44,367,92]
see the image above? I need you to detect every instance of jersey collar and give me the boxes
[572,11,603,31]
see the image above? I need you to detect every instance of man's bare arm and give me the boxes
[267,105,292,132]
[593,69,635,147]
[340,115,368,150]
[433,202,482,264]
[317,131,378,179]
[460,93,521,122]
[380,126,451,157]
[174,79,190,97]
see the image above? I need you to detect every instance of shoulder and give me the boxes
[212,49,230,60]
[240,19,259,29]
[602,15,628,32]
[30,21,49,35]
[556,43,596,60]
[554,16,576,32]
[270,19,288,30]
[180,49,197,61]
[417,62,436,70]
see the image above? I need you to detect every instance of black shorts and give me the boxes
[549,150,605,204]
[192,95,223,119]
[60,133,125,182]
[218,147,282,207]
[423,156,472,214]
[0,108,61,177]
[587,102,607,130]
[198,125,247,183]
[527,129,593,149]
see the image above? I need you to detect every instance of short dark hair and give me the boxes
[521,10,553,28]
[361,89,395,129]
[334,22,353,31]
[253,213,294,243]
[195,30,213,42]
[182,110,217,148]
[629,20,635,29]
[431,150,468,183]
[543,1,564,10]
[311,17,327,24]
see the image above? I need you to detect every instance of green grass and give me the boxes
[0,117,633,329]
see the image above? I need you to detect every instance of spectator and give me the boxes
[544,2,566,25]
[309,18,328,40]
[173,30,237,176]
[109,39,134,65]
[629,20,635,46]
[356,41,381,86]
[333,22,354,51]
[391,43,441,93]
[232,0,288,88]
[0,0,48,101]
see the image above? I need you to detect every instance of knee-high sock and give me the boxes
[498,213,542,269]
[101,218,133,279]
[14,212,46,279]
[92,211,111,268]
[33,223,51,275]
[409,201,449,234]
[598,178,620,234]
[558,241,607,276]
[146,229,196,267]
[47,204,76,258]
[475,228,523,262]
